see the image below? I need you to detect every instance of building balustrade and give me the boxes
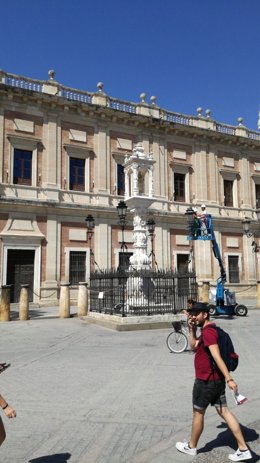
[216,123,236,135]
[3,75,43,92]
[59,88,93,104]
[248,130,260,140]
[1,70,260,143]
[0,180,258,217]
[108,98,137,113]
[165,112,191,125]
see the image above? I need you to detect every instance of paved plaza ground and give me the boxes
[0,309,260,463]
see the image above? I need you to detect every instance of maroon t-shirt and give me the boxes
[194,322,223,381]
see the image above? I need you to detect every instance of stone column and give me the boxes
[200,281,210,303]
[193,143,208,202]
[156,225,170,269]
[257,281,260,308]
[148,165,154,197]
[124,168,130,198]
[94,124,109,194]
[128,201,152,270]
[194,239,212,281]
[132,164,139,195]
[242,235,256,283]
[207,149,218,204]
[0,108,4,183]
[239,155,251,209]
[0,285,11,322]
[151,137,166,198]
[44,113,58,187]
[44,216,59,288]
[19,284,29,320]
[77,282,88,316]
[59,282,70,318]
[95,222,111,271]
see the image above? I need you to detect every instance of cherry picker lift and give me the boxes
[185,206,248,316]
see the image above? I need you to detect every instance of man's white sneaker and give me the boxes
[228,448,252,461]
[176,441,197,456]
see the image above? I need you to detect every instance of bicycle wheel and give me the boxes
[166,330,188,353]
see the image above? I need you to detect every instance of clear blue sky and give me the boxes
[1,0,260,130]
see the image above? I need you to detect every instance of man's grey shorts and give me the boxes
[193,378,227,410]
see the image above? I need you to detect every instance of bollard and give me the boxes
[200,281,210,303]
[257,281,260,308]
[0,285,11,322]
[19,284,29,320]
[59,282,70,318]
[77,282,88,317]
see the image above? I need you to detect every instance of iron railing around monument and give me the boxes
[89,269,197,316]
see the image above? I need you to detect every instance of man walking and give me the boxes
[176,302,252,461]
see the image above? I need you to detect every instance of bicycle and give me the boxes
[166,320,188,353]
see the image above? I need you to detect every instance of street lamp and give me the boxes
[117,200,128,252]
[242,214,260,252]
[146,217,158,269]
[85,214,95,239]
[185,207,198,240]
[85,214,96,268]
[117,200,128,317]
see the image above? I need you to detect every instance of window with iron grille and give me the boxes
[224,180,233,207]
[228,256,239,283]
[117,164,125,195]
[69,251,86,284]
[174,173,185,202]
[69,157,85,191]
[256,184,260,208]
[13,149,32,185]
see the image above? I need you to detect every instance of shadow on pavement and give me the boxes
[28,453,71,463]
[199,422,260,461]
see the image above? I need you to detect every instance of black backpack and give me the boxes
[202,325,239,372]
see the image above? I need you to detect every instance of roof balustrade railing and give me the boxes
[1,70,260,140]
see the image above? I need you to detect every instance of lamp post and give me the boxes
[117,200,128,317]
[185,207,197,270]
[242,213,260,252]
[117,200,128,253]
[185,206,198,239]
[146,217,158,269]
[85,214,95,269]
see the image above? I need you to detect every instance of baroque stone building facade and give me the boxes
[0,69,260,305]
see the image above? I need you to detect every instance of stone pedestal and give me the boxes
[77,282,88,316]
[0,285,11,322]
[19,284,29,320]
[59,283,70,318]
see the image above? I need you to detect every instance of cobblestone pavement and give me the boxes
[0,310,259,462]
